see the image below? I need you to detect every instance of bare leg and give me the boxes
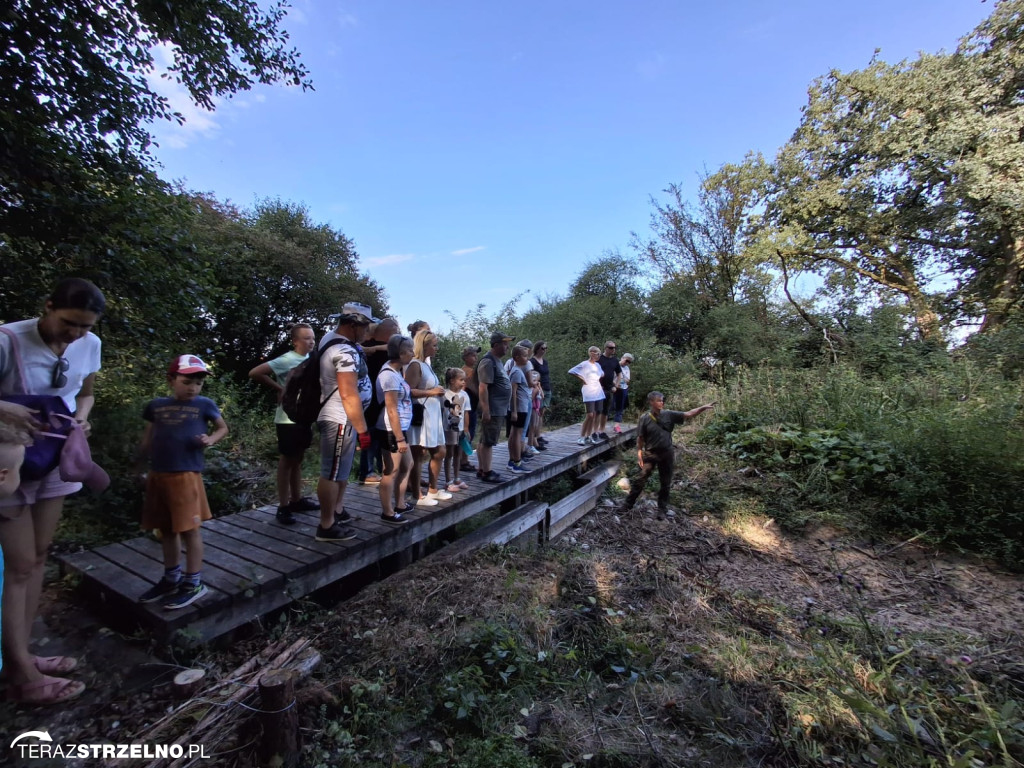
[379,449,396,513]
[427,446,443,492]
[411,446,426,499]
[317,477,341,528]
[160,531,182,569]
[181,527,204,574]
[288,455,304,503]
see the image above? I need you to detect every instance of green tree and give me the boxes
[0,0,310,262]
[193,197,386,375]
[765,0,1024,336]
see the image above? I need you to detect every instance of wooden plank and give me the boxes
[60,422,637,643]
[202,526,307,577]
[438,501,548,560]
[549,460,620,539]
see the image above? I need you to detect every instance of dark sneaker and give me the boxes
[380,512,409,525]
[276,504,296,525]
[139,578,180,604]
[480,470,503,483]
[337,507,352,523]
[316,523,357,542]
[290,496,321,511]
[598,432,609,441]
[162,582,208,610]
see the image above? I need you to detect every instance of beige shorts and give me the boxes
[0,466,81,519]
[141,472,211,533]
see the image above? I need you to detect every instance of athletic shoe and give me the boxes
[275,504,296,525]
[456,481,469,490]
[598,432,609,440]
[139,578,180,604]
[380,512,409,525]
[524,446,540,457]
[508,461,530,474]
[577,437,588,445]
[460,462,476,472]
[290,496,321,511]
[427,489,453,501]
[480,470,503,483]
[589,435,601,444]
[614,424,622,434]
[337,507,352,523]
[416,496,439,507]
[537,437,549,446]
[360,474,382,485]
[446,483,463,493]
[534,444,547,452]
[162,582,208,610]
[316,523,357,542]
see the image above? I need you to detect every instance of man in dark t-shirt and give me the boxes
[595,340,622,440]
[622,391,715,517]
[476,331,513,483]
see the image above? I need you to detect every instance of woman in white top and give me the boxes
[614,353,633,424]
[0,277,104,704]
[568,346,605,445]
[404,330,450,506]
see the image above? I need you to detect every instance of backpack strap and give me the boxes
[0,326,28,393]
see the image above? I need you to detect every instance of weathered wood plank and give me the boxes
[58,422,637,642]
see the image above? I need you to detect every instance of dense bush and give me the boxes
[702,361,1024,568]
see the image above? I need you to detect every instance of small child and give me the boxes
[506,346,530,474]
[442,368,470,492]
[526,371,544,453]
[136,355,229,610]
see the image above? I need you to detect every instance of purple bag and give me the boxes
[0,327,109,491]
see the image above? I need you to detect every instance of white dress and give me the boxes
[405,359,445,448]
[568,360,605,402]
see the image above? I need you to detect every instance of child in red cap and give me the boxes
[135,355,229,609]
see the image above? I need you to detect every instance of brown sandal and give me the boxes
[8,675,86,705]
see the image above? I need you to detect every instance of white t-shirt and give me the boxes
[317,331,371,424]
[620,364,631,391]
[568,360,604,403]
[0,319,102,411]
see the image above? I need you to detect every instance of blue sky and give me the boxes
[148,0,992,333]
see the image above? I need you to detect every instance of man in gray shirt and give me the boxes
[476,331,513,483]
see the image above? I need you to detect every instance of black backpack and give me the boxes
[281,337,349,425]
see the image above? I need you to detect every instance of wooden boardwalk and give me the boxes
[58,423,636,642]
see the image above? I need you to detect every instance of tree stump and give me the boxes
[257,669,299,768]
[172,668,206,700]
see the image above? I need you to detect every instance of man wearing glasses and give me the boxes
[595,341,622,441]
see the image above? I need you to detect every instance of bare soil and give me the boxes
[4,443,1022,766]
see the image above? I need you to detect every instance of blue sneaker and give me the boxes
[507,461,530,474]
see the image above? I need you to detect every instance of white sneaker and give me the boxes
[577,437,588,445]
[416,496,439,507]
[427,489,453,501]
[589,434,601,444]
[524,446,540,456]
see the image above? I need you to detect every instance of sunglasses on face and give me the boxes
[52,357,69,388]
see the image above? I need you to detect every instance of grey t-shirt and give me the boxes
[477,351,511,417]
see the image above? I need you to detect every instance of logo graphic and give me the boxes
[11,731,52,747]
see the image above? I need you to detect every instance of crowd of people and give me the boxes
[0,278,712,705]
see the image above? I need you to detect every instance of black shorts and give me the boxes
[600,389,614,415]
[276,423,313,458]
[480,417,502,447]
[375,427,402,453]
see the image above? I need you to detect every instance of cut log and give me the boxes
[257,669,300,768]
[172,668,206,700]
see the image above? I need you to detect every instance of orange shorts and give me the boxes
[141,472,211,533]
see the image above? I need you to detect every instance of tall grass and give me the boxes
[701,361,1024,568]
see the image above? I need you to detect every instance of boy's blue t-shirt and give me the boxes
[143,396,222,472]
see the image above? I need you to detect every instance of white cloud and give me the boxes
[147,43,221,149]
[366,253,415,267]
[451,246,486,256]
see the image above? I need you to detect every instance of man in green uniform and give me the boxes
[622,391,715,517]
